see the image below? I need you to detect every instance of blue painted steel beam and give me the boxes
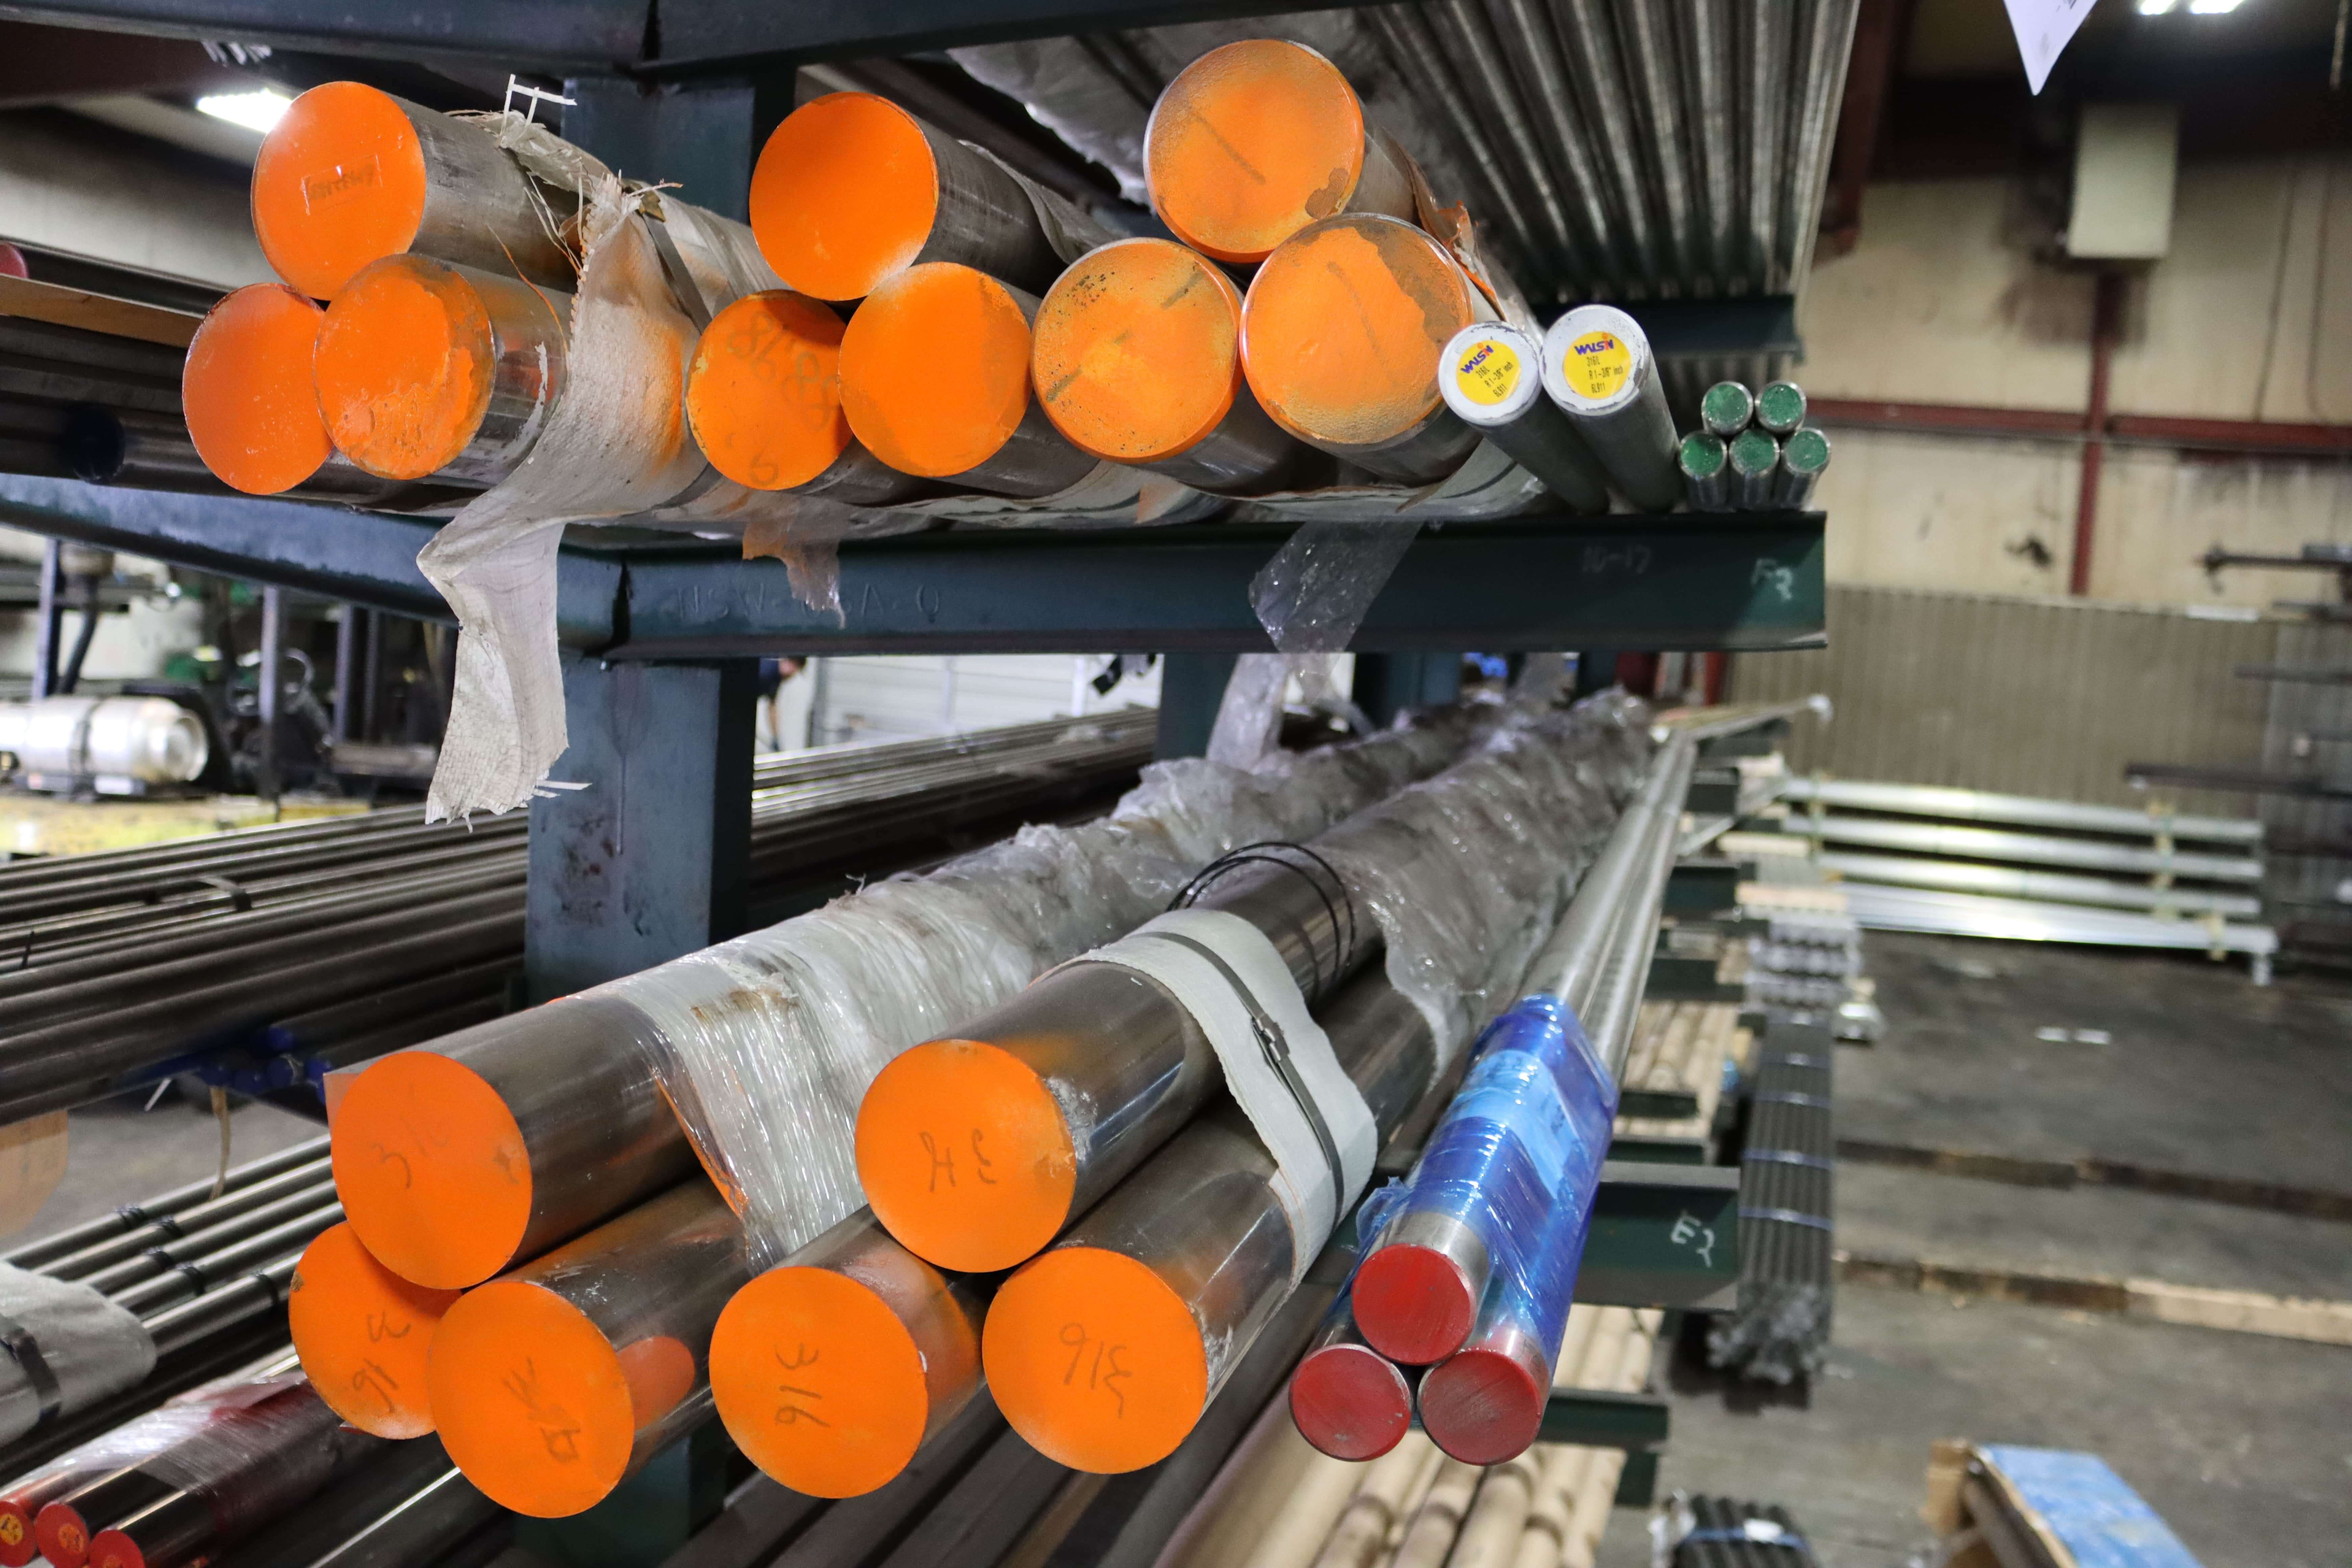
[0,473,620,642]
[611,517,1827,657]
[0,475,1826,656]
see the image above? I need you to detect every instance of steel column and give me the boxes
[28,534,60,699]
[524,654,757,999]
[256,583,284,804]
[2072,271,2124,597]
[1153,652,1234,760]
[1353,652,1464,727]
[561,79,758,223]
[331,606,359,744]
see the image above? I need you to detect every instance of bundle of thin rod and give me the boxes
[0,1145,524,1568]
[1706,1014,1835,1385]
[0,1140,335,1488]
[1659,1495,1820,1567]
[1677,379,1830,513]
[0,712,1155,1123]
[309,706,1481,1519]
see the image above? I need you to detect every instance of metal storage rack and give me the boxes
[0,0,1845,1552]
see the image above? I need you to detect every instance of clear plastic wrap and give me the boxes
[0,1264,155,1446]
[638,712,1480,1268]
[0,1371,296,1566]
[1365,994,1617,1368]
[1314,694,1655,1074]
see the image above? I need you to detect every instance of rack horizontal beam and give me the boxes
[0,474,1825,655]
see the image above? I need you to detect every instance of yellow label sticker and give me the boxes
[1558,330,1632,401]
[1451,338,1521,406]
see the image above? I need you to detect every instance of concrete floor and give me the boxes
[3,1087,324,1251]
[1596,931,2352,1568]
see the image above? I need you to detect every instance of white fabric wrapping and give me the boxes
[1079,909,1377,1278]
[0,1261,155,1443]
[419,180,714,820]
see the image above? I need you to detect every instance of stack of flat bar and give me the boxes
[1709,1017,1835,1385]
[0,712,1154,1121]
[1771,777,2276,980]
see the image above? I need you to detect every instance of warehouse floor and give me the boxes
[1598,932,2352,1568]
[12,1088,323,1248]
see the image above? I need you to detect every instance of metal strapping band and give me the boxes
[194,875,252,912]
[1135,929,1349,1218]
[1764,1051,1826,1068]
[642,210,714,333]
[1755,1091,1832,1109]
[1742,1148,1833,1171]
[170,1260,211,1291]
[0,1308,65,1422]
[1739,1205,1833,1231]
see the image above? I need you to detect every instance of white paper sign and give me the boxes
[2003,0,2099,94]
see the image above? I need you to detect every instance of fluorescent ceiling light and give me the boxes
[2136,0,2178,11]
[2187,0,2244,9]
[194,88,291,133]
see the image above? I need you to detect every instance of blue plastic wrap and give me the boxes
[1376,992,1617,1365]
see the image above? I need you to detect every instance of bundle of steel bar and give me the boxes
[0,713,1157,1121]
[304,712,1480,1520]
[0,1154,521,1568]
[327,705,1469,1289]
[210,80,802,505]
[1768,776,2277,978]
[36,1375,379,1568]
[953,2,1852,344]
[1677,380,1826,512]
[1706,1016,1835,1385]
[848,705,1658,1479]
[0,1149,361,1474]
[1298,730,1698,1467]
[1157,1303,1665,1568]
[1658,1495,1820,1567]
